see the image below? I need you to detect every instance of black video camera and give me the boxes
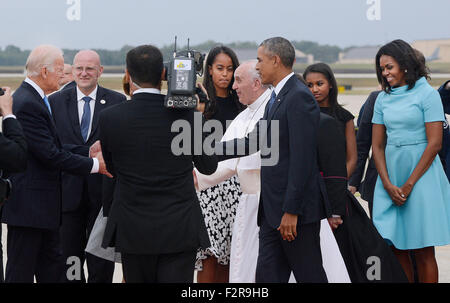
[0,88,4,96]
[163,37,206,109]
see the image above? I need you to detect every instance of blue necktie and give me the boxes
[266,91,277,114]
[43,96,52,115]
[80,96,92,142]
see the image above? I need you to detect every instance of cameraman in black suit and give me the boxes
[0,87,27,282]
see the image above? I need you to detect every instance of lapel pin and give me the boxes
[100,99,106,105]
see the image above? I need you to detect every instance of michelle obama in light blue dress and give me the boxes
[372,77,450,250]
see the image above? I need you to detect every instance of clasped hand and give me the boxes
[89,140,113,178]
[385,183,412,206]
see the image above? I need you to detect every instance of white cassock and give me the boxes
[196,89,270,282]
[196,88,350,283]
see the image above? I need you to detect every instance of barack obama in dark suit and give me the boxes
[217,37,328,282]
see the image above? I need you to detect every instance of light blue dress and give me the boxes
[372,77,450,250]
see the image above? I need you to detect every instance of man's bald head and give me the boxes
[73,49,102,67]
[73,49,104,95]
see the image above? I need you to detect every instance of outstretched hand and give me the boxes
[89,141,113,178]
[94,150,113,178]
[89,140,102,157]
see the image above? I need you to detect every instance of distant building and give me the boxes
[204,48,314,64]
[338,46,380,64]
[412,38,450,62]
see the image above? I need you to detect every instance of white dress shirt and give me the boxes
[25,77,45,99]
[76,86,97,139]
[133,88,162,95]
[77,85,99,174]
[76,86,99,173]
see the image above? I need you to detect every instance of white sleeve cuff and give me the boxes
[2,114,16,121]
[91,157,99,174]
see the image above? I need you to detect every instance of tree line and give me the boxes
[0,40,344,67]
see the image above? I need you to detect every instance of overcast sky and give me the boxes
[1,0,449,50]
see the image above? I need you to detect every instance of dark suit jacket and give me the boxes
[99,92,217,254]
[439,80,450,115]
[60,80,76,91]
[438,81,450,181]
[219,75,326,228]
[0,118,27,174]
[49,85,126,213]
[0,117,27,209]
[348,91,381,203]
[1,81,94,230]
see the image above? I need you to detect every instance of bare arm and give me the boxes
[194,162,236,191]
[345,119,357,178]
[372,124,406,205]
[400,121,443,198]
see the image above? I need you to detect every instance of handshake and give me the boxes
[89,140,113,178]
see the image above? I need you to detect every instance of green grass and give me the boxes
[0,66,23,73]
[0,65,125,73]
[0,77,26,90]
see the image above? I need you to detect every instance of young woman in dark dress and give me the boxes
[195,45,244,283]
[303,63,357,179]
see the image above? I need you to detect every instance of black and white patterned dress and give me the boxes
[195,175,242,270]
[195,95,243,270]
